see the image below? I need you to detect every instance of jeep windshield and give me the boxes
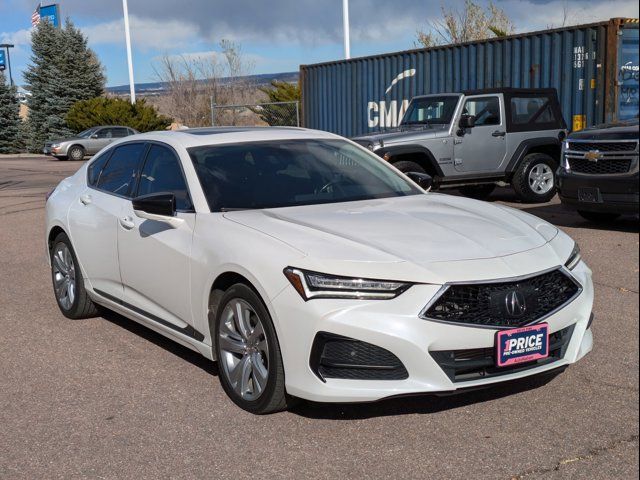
[401,96,460,126]
[189,139,421,212]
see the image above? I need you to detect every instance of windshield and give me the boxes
[189,139,421,211]
[402,96,460,125]
[77,127,99,138]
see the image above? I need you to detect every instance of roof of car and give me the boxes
[125,127,341,149]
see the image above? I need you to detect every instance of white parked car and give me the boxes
[45,127,594,414]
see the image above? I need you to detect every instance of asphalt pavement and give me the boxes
[0,155,638,479]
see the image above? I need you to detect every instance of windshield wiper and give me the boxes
[219,207,252,212]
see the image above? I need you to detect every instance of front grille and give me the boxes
[568,141,637,152]
[430,324,575,382]
[569,157,632,174]
[422,269,580,328]
[310,332,408,381]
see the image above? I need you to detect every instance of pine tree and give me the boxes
[0,71,22,154]
[24,19,105,152]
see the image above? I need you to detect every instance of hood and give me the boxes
[353,125,449,146]
[569,119,639,140]
[223,194,558,269]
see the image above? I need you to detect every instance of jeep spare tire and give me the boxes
[512,153,558,203]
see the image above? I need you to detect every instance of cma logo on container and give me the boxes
[367,69,415,128]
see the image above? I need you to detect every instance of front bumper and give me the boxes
[272,262,594,403]
[557,169,639,214]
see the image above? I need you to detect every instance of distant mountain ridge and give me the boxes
[106,71,299,95]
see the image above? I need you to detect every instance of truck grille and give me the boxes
[430,324,574,382]
[568,141,637,152]
[569,158,632,174]
[421,269,581,329]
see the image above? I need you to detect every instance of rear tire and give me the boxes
[50,232,99,319]
[459,184,496,200]
[392,160,426,175]
[512,153,558,203]
[577,210,621,223]
[68,145,85,161]
[214,284,292,414]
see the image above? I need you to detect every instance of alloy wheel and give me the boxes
[528,163,554,195]
[218,298,270,402]
[52,243,76,310]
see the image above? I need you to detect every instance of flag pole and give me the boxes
[122,0,136,104]
[342,0,351,59]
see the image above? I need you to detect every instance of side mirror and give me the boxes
[459,114,476,130]
[132,192,183,228]
[406,171,433,191]
[90,134,99,139]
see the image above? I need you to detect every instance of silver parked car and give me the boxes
[44,126,139,161]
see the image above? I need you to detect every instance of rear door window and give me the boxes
[96,143,147,197]
[136,144,193,211]
[111,127,130,138]
[510,97,555,125]
[87,151,112,187]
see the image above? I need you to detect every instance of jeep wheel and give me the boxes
[577,210,621,223]
[512,153,557,203]
[68,145,85,161]
[392,160,426,175]
[459,184,496,200]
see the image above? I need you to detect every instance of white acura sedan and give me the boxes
[45,127,593,414]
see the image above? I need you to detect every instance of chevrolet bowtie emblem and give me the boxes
[584,150,603,162]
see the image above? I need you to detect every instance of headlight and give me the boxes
[565,243,581,270]
[283,267,411,300]
[51,143,61,148]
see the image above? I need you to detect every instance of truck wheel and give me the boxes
[577,210,621,223]
[459,184,496,200]
[392,160,426,175]
[512,153,558,203]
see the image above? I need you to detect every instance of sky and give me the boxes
[1,0,639,88]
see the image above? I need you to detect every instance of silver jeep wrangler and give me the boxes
[353,88,568,203]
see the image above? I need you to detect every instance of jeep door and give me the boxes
[453,95,508,173]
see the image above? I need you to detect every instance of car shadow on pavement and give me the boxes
[291,371,563,420]
[99,308,219,377]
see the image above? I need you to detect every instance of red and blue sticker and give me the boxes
[496,323,549,367]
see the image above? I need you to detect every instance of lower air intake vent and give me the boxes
[310,332,408,381]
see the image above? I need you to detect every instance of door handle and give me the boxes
[492,130,506,137]
[119,216,135,230]
[79,194,92,205]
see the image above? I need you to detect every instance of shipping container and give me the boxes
[301,18,639,137]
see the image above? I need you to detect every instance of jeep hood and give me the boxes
[223,194,558,270]
[353,125,449,145]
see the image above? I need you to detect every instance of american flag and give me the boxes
[31,5,41,27]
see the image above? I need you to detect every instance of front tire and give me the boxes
[577,210,621,223]
[392,160,426,175]
[512,153,558,203]
[214,284,289,414]
[50,232,99,319]
[68,145,85,161]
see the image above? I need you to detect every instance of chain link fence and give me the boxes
[210,100,300,128]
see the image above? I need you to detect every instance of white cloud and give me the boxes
[82,15,199,51]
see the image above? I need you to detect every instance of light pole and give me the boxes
[0,44,15,86]
[342,0,351,59]
[121,0,136,104]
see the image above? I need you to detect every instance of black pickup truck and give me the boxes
[557,119,639,222]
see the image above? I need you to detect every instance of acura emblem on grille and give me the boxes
[505,290,527,318]
[584,150,603,162]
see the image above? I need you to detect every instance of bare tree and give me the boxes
[153,40,255,127]
[416,0,516,48]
